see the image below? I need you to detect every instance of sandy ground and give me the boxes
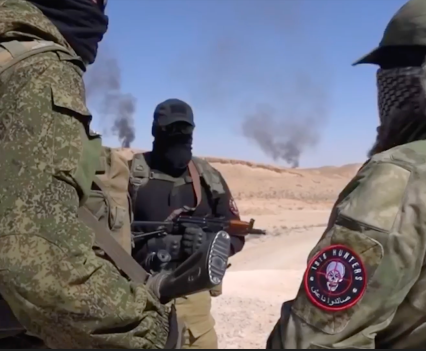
[121,148,360,349]
[212,227,325,349]
[205,159,360,349]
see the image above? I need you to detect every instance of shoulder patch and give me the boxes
[304,244,366,312]
[229,198,239,216]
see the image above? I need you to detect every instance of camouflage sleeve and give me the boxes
[267,159,425,349]
[0,55,170,349]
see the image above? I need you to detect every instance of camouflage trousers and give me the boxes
[174,291,218,349]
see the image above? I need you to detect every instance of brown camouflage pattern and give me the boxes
[267,140,426,349]
[0,0,170,348]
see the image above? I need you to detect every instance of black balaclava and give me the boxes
[28,0,108,65]
[151,99,195,176]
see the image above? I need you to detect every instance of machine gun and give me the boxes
[132,215,266,243]
[78,207,231,305]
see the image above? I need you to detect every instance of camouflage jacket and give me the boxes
[267,140,426,349]
[0,0,170,348]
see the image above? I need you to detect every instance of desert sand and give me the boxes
[121,149,360,348]
[204,158,360,349]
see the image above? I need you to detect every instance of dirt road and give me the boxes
[212,227,324,349]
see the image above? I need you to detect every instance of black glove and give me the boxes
[149,235,183,261]
[182,225,207,257]
[134,234,183,267]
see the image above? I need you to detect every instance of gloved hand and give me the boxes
[134,234,183,267]
[182,225,207,257]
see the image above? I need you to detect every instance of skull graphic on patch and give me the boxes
[304,244,367,311]
[326,261,345,292]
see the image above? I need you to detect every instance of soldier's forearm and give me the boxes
[0,174,170,349]
[0,232,171,349]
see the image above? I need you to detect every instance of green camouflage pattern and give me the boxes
[0,0,170,348]
[267,140,426,349]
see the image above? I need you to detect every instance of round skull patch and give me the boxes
[304,244,366,312]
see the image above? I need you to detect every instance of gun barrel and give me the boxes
[250,228,267,235]
[132,221,172,230]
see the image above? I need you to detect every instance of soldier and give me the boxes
[129,98,245,349]
[266,0,426,348]
[0,0,177,348]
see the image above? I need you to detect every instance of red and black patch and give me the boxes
[304,245,367,312]
[229,198,239,216]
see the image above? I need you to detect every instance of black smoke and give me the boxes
[85,50,136,148]
[173,0,331,168]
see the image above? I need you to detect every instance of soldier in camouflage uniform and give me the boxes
[0,0,174,348]
[267,0,426,348]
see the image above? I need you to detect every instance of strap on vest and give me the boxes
[188,161,201,208]
[78,207,148,284]
[149,172,192,187]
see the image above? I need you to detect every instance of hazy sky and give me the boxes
[86,0,408,168]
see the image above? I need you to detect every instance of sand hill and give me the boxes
[120,148,360,348]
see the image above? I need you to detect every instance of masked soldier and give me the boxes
[267,0,426,349]
[0,0,177,348]
[129,98,245,349]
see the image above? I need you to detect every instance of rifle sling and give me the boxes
[78,207,148,284]
[188,161,202,208]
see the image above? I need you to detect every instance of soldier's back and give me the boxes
[267,139,426,349]
[372,141,426,348]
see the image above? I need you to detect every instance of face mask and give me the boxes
[368,67,425,157]
[153,132,193,172]
[29,0,109,65]
[376,67,423,125]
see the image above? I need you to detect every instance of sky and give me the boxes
[86,0,409,168]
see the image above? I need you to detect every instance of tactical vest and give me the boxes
[128,152,226,297]
[0,40,149,338]
[129,152,225,213]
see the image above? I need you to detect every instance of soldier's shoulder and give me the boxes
[339,141,426,216]
[8,46,84,92]
[372,140,426,171]
[192,156,221,174]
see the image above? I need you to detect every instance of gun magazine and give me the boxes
[208,231,231,285]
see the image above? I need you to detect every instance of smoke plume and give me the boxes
[174,0,331,168]
[85,51,136,148]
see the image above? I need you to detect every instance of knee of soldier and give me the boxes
[185,323,218,349]
[173,292,217,347]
